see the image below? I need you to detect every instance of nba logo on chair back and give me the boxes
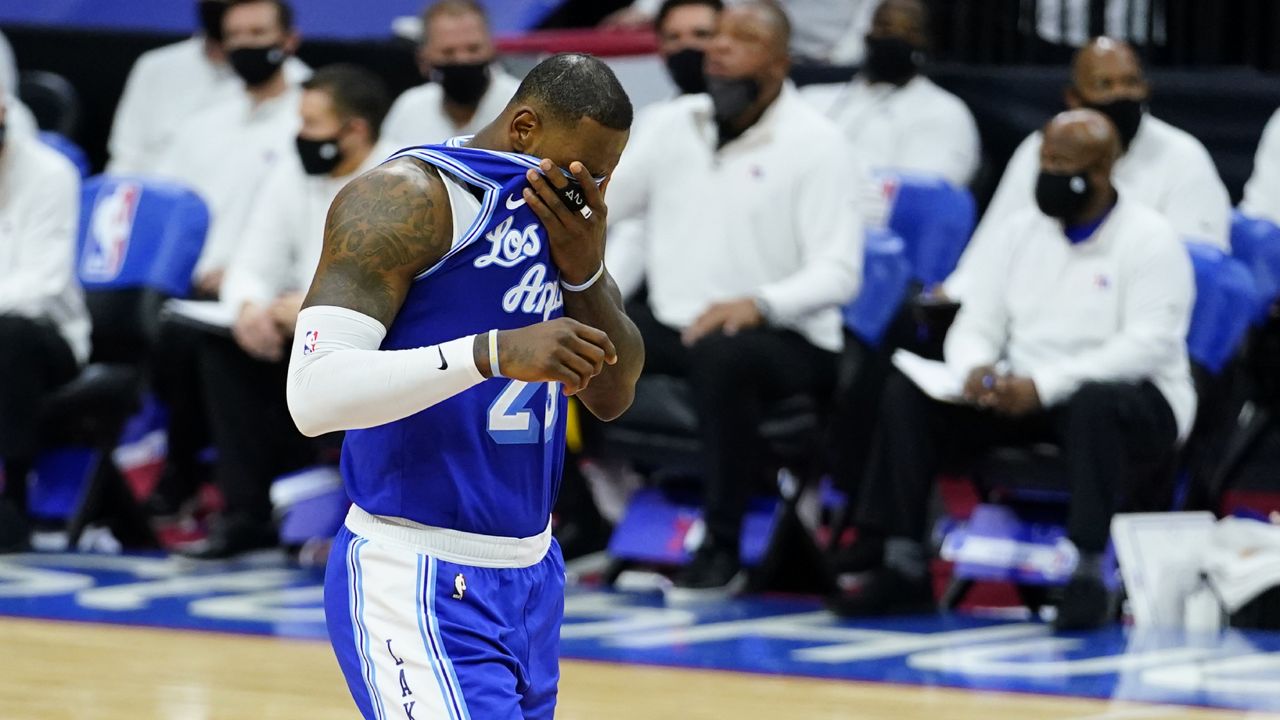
[82,181,141,282]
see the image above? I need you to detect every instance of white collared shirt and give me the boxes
[1241,107,1280,226]
[944,198,1196,439]
[153,86,304,279]
[947,114,1230,299]
[381,67,521,150]
[802,75,981,187]
[0,133,91,364]
[606,84,864,352]
[108,37,310,175]
[220,141,395,314]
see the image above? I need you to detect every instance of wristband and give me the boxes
[488,329,503,378]
[560,263,605,293]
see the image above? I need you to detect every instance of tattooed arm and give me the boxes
[303,157,452,326]
[286,158,620,437]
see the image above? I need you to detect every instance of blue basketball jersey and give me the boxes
[340,137,567,539]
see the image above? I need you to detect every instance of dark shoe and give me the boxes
[180,515,277,560]
[144,466,204,519]
[1053,575,1115,631]
[668,543,744,599]
[828,567,934,617]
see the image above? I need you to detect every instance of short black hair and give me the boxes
[303,64,392,142]
[225,0,294,32]
[655,0,724,32]
[512,53,633,131]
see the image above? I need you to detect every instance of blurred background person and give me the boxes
[653,0,722,97]
[153,0,305,299]
[802,0,980,188]
[180,64,391,559]
[603,0,877,65]
[1240,106,1280,228]
[0,29,40,141]
[945,37,1229,300]
[837,110,1194,630]
[108,0,309,175]
[0,94,90,550]
[380,0,519,148]
[607,2,863,593]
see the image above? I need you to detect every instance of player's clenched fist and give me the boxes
[484,318,618,395]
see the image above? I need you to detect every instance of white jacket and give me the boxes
[944,197,1197,439]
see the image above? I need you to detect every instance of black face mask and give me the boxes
[296,134,344,176]
[431,62,491,106]
[706,75,761,125]
[665,48,707,95]
[197,0,226,43]
[1035,170,1093,221]
[227,44,287,88]
[863,36,921,86]
[1084,96,1145,149]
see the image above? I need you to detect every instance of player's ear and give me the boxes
[509,107,541,155]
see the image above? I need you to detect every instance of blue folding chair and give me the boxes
[1186,242,1259,375]
[878,172,977,287]
[38,131,91,178]
[1228,211,1280,323]
[29,175,208,543]
[842,227,912,347]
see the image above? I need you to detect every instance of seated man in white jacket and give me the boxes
[0,95,91,540]
[380,0,520,148]
[606,3,863,593]
[836,110,1196,631]
[946,37,1229,300]
[801,0,980,187]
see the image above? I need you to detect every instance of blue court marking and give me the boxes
[0,552,1278,713]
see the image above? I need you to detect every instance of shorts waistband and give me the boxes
[344,504,552,569]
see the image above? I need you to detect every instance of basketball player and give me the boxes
[285,54,642,719]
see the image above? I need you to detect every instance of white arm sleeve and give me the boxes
[286,305,487,437]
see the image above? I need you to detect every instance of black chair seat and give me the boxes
[601,375,821,472]
[40,364,142,444]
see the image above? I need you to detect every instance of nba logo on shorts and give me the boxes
[83,182,141,281]
[303,330,319,356]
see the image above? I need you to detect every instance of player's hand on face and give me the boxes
[681,298,764,347]
[495,317,618,395]
[523,160,609,287]
[233,303,285,363]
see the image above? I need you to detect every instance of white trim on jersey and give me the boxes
[386,146,500,281]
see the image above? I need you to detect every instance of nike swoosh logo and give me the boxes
[506,194,526,210]
[436,345,448,371]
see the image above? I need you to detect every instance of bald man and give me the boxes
[837,110,1195,631]
[802,0,980,186]
[606,1,862,594]
[946,37,1228,300]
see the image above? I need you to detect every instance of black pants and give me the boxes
[633,303,838,552]
[198,333,316,526]
[857,372,1179,554]
[0,315,78,508]
[151,317,214,502]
